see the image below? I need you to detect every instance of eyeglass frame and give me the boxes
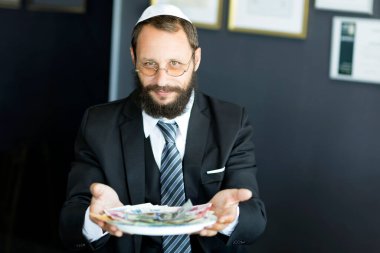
[134,52,195,77]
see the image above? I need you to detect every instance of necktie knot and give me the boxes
[157,121,178,144]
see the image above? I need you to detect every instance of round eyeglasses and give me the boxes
[135,53,194,77]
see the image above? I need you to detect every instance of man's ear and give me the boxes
[194,47,201,71]
[130,47,136,65]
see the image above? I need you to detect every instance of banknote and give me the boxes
[92,200,214,226]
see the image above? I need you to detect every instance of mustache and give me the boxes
[144,84,182,93]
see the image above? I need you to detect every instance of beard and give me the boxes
[136,72,197,119]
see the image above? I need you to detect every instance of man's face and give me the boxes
[131,24,201,118]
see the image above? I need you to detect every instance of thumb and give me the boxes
[237,189,252,202]
[90,183,107,199]
[226,189,252,206]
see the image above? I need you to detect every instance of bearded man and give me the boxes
[60,4,266,253]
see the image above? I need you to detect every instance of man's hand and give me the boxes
[199,189,252,237]
[89,183,124,237]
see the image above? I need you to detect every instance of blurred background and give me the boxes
[1,0,380,252]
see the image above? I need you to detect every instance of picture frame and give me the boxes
[0,0,21,9]
[228,0,309,39]
[150,0,223,30]
[315,0,374,15]
[329,17,380,85]
[27,0,86,14]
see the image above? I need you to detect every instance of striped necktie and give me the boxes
[157,121,191,253]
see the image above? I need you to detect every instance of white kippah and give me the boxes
[136,4,192,25]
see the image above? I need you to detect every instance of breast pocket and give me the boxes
[201,167,225,184]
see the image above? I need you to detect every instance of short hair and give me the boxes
[131,15,199,57]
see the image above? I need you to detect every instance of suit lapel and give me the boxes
[183,92,210,203]
[119,93,144,253]
[119,93,145,206]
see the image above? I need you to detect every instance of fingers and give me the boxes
[198,210,236,237]
[198,218,232,237]
[90,215,123,237]
[199,229,218,237]
[211,188,252,210]
[200,188,251,237]
[104,223,123,237]
[88,183,125,237]
[218,213,236,224]
[89,183,123,224]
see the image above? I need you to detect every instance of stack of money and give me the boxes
[93,200,215,226]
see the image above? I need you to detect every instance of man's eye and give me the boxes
[170,61,182,67]
[143,62,157,68]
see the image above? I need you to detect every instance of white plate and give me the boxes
[112,216,217,236]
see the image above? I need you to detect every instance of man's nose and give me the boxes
[154,68,170,86]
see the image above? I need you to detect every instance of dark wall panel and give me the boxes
[201,2,380,252]
[0,1,112,252]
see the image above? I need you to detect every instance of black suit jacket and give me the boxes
[59,90,266,253]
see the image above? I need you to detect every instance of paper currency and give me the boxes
[92,200,215,226]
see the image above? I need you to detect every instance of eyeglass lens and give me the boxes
[136,53,194,77]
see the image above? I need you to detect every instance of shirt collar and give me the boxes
[143,90,194,138]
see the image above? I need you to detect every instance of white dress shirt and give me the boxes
[83,91,239,242]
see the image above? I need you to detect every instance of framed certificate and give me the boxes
[330,17,380,85]
[0,0,20,9]
[150,0,223,30]
[315,0,374,15]
[228,0,309,39]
